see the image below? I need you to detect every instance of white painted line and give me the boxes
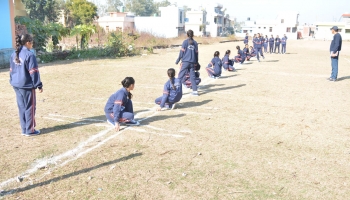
[128,127,185,138]
[48,114,105,122]
[143,125,165,131]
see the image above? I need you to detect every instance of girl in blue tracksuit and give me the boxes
[104,77,139,132]
[206,51,222,79]
[269,35,274,53]
[275,35,281,54]
[281,34,288,54]
[244,33,249,45]
[184,63,201,89]
[234,46,246,64]
[10,34,43,136]
[263,35,269,53]
[243,44,250,59]
[176,29,199,96]
[155,68,183,111]
[247,46,256,60]
[222,50,235,71]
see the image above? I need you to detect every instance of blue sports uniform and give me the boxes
[10,46,43,134]
[222,54,235,71]
[155,78,183,108]
[275,37,281,53]
[184,63,201,88]
[263,37,269,53]
[176,39,199,92]
[234,50,246,64]
[269,37,274,53]
[281,36,287,54]
[254,37,264,61]
[329,32,342,80]
[244,35,248,44]
[206,57,222,77]
[104,88,135,125]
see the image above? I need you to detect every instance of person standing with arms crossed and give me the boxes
[274,35,281,54]
[176,30,199,96]
[328,26,342,82]
[10,34,43,136]
[269,35,274,54]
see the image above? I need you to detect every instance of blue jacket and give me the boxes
[255,37,263,48]
[275,38,281,45]
[237,49,246,58]
[330,33,342,53]
[264,37,269,44]
[176,39,198,64]
[208,57,222,75]
[244,36,248,44]
[281,37,287,44]
[10,46,43,89]
[222,54,231,68]
[160,78,182,107]
[104,88,130,123]
[253,37,257,48]
[269,38,274,44]
[243,47,249,56]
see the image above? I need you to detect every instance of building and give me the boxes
[185,9,207,37]
[134,5,185,38]
[97,12,135,32]
[236,12,300,39]
[315,14,350,40]
[185,3,232,37]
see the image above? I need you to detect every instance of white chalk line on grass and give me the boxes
[0,72,221,192]
[128,127,185,138]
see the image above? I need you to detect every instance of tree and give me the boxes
[106,0,123,12]
[22,0,60,23]
[154,0,171,16]
[66,0,98,26]
[70,24,96,49]
[125,0,155,16]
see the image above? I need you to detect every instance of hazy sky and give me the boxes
[164,0,349,24]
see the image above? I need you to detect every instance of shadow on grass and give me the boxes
[0,153,142,197]
[200,84,246,95]
[178,100,212,108]
[40,115,107,135]
[337,76,350,81]
[219,74,239,79]
[264,60,279,62]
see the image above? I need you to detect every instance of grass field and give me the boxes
[1,40,350,199]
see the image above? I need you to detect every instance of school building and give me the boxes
[315,14,350,40]
[185,3,232,37]
[237,12,300,39]
[95,5,185,38]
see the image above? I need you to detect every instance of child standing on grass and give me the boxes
[206,51,222,79]
[222,50,235,71]
[104,77,139,132]
[155,68,183,111]
[10,34,43,136]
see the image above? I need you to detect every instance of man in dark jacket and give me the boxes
[329,26,342,81]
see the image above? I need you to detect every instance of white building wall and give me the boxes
[185,11,205,37]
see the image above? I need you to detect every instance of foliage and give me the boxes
[15,16,68,51]
[106,0,123,12]
[70,24,96,49]
[66,0,98,26]
[22,0,60,23]
[154,0,171,16]
[105,31,136,57]
[125,0,155,16]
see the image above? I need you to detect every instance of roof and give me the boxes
[342,13,350,17]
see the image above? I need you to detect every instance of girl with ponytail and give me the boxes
[155,68,183,111]
[10,34,43,136]
[104,77,139,132]
[222,50,236,72]
[175,29,199,96]
[206,51,223,79]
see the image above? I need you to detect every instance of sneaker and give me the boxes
[22,130,41,137]
[209,75,215,79]
[171,103,176,110]
[329,78,337,82]
[214,76,219,79]
[107,120,115,127]
[192,91,199,96]
[125,120,140,126]
[262,56,265,59]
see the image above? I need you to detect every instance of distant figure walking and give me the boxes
[328,26,342,82]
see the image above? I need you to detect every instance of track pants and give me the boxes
[13,87,37,134]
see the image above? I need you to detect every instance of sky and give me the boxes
[162,0,349,24]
